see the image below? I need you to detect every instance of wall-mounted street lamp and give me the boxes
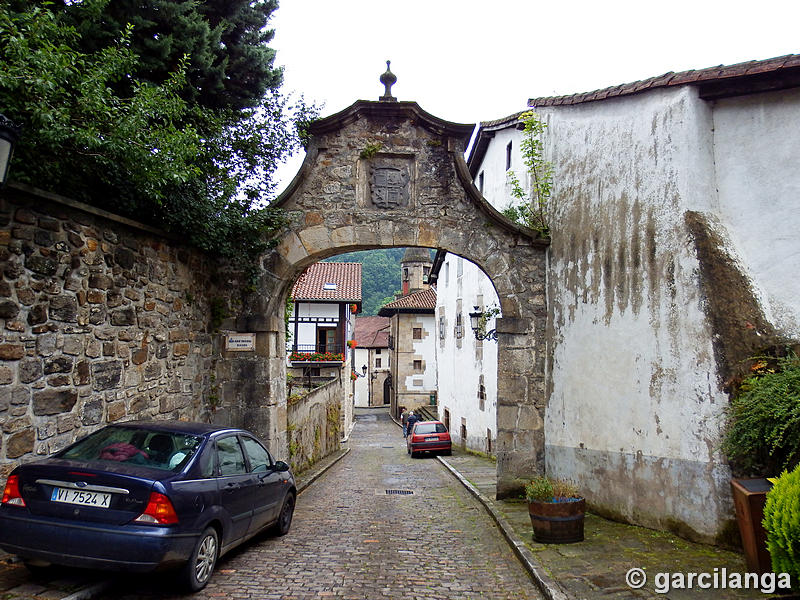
[0,114,20,188]
[352,364,368,378]
[469,306,498,342]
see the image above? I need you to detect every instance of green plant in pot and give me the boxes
[722,351,800,574]
[525,476,585,543]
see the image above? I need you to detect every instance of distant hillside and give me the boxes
[323,249,404,315]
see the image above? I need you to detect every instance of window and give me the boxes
[413,359,422,371]
[403,267,409,281]
[487,429,493,454]
[413,327,422,340]
[478,171,485,194]
[506,141,512,170]
[375,357,381,368]
[439,315,446,340]
[241,436,272,473]
[478,375,486,411]
[455,313,463,339]
[217,436,247,476]
[318,327,336,353]
[445,262,449,286]
[376,348,381,355]
[323,282,337,291]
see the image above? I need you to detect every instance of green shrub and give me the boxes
[721,353,800,476]
[763,465,800,583]
[525,476,580,502]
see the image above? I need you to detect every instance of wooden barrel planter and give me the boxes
[528,498,586,543]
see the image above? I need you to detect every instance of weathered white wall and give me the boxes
[529,83,800,541]
[435,254,500,452]
[474,126,530,210]
[712,88,800,337]
[353,347,370,407]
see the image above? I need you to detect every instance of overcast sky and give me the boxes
[269,0,799,193]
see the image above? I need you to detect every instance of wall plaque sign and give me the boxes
[370,165,410,209]
[225,333,255,351]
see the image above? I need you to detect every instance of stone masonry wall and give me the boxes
[286,376,342,473]
[0,186,219,477]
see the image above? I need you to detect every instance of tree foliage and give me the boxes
[49,0,282,111]
[0,0,314,275]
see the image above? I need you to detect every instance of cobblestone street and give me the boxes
[99,409,541,599]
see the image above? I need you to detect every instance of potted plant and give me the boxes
[525,476,585,543]
[346,339,357,349]
[722,351,800,573]
[350,303,358,314]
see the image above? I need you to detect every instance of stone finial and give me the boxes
[379,60,397,102]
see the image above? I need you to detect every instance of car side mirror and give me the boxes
[273,460,290,473]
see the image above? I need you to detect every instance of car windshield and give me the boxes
[59,426,203,471]
[414,423,446,435]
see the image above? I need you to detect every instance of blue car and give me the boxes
[0,420,296,591]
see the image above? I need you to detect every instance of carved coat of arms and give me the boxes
[370,166,410,209]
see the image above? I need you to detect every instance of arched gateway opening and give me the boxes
[223,89,549,497]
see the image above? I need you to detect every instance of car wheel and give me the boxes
[272,491,295,536]
[443,449,452,456]
[23,559,53,576]
[180,526,218,592]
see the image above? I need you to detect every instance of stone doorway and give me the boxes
[223,94,549,497]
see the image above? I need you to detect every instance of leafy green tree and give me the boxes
[50,0,282,111]
[0,1,313,274]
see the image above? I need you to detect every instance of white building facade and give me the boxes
[432,252,501,453]
[287,262,362,438]
[466,55,800,542]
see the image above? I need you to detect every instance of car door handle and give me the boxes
[225,482,241,490]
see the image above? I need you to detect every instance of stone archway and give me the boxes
[235,96,549,497]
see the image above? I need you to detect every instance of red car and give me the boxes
[407,421,452,457]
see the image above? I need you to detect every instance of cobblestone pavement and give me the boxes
[95,410,542,599]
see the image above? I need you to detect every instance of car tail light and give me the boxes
[1,475,26,507]
[134,492,179,525]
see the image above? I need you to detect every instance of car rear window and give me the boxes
[59,426,203,471]
[414,423,447,434]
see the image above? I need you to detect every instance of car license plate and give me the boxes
[51,487,111,508]
[425,436,438,442]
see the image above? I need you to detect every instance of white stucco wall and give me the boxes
[474,125,530,213]
[405,315,437,392]
[353,347,370,407]
[435,254,500,452]
[532,83,800,541]
[712,88,800,337]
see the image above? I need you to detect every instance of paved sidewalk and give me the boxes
[437,450,788,600]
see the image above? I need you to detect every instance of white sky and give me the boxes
[269,0,799,194]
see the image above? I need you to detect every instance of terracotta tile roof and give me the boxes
[529,54,800,107]
[378,288,437,315]
[353,316,390,348]
[291,262,362,302]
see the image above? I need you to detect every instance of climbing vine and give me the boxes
[504,111,553,237]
